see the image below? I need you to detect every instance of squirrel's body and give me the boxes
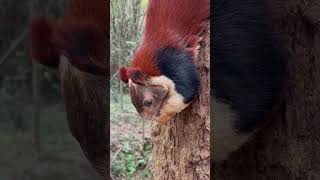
[30,0,108,75]
[120,0,210,124]
[212,0,286,161]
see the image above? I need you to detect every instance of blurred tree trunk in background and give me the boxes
[110,0,145,103]
[12,104,26,131]
[119,59,123,110]
[151,28,210,179]
[215,1,320,179]
[29,0,41,153]
[32,63,41,152]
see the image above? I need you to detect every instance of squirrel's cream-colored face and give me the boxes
[128,80,169,120]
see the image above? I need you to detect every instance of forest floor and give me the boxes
[0,103,102,180]
[0,95,152,180]
[110,95,152,180]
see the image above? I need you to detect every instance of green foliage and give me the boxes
[127,154,137,177]
[111,135,152,179]
[141,0,148,9]
[110,95,152,179]
[141,168,151,178]
[112,154,127,177]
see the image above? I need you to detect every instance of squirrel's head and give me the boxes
[119,67,169,120]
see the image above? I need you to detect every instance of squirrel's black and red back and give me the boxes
[119,0,209,124]
[129,0,210,76]
[120,0,209,104]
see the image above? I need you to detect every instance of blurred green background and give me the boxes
[110,0,153,179]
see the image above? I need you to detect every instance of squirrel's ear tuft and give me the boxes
[119,67,129,83]
[120,67,148,85]
[127,68,147,85]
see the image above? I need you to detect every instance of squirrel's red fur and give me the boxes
[122,0,209,79]
[30,17,60,68]
[64,0,108,32]
[29,0,108,74]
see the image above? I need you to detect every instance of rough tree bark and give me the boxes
[59,56,109,179]
[215,1,320,179]
[151,28,210,179]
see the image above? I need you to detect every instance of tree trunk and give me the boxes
[151,28,210,179]
[59,56,109,179]
[30,0,41,153]
[215,1,320,179]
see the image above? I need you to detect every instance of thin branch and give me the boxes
[0,28,28,65]
[110,71,119,82]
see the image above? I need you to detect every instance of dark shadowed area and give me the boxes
[0,0,102,179]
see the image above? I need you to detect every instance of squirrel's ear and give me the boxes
[119,67,129,83]
[119,67,148,85]
[127,68,148,85]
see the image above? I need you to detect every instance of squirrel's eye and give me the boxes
[143,99,153,107]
